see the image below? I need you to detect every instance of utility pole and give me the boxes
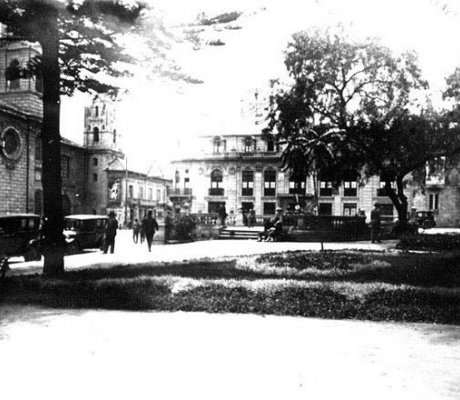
[124,156,128,227]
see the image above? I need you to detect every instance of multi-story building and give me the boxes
[171,133,460,227]
[0,34,170,226]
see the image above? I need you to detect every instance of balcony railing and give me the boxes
[208,188,224,196]
[168,188,193,196]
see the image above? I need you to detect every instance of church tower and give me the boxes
[84,95,121,151]
[84,95,124,215]
[0,29,43,118]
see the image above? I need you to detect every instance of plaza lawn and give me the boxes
[2,250,459,325]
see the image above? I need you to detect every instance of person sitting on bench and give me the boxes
[257,207,283,242]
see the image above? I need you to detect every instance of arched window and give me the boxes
[93,127,99,142]
[95,106,99,117]
[242,170,254,196]
[213,136,222,153]
[174,170,180,189]
[264,169,276,196]
[5,59,20,90]
[34,190,43,215]
[210,169,223,195]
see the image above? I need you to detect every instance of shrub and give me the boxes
[166,214,197,241]
[397,234,460,251]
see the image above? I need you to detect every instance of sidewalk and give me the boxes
[0,306,459,400]
[7,231,398,275]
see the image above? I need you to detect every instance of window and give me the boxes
[61,155,70,178]
[93,157,98,166]
[1,127,22,160]
[378,179,396,197]
[263,202,276,215]
[264,169,276,196]
[149,188,153,200]
[213,137,224,153]
[318,203,332,215]
[95,106,99,117]
[319,173,333,196]
[343,174,358,197]
[343,203,357,216]
[6,59,20,90]
[113,129,117,144]
[139,186,144,199]
[289,177,306,195]
[156,189,161,202]
[244,137,255,153]
[429,193,439,211]
[174,170,180,188]
[129,185,133,198]
[242,170,254,196]
[184,177,190,188]
[35,170,41,181]
[266,137,274,152]
[210,169,224,195]
[93,173,98,182]
[35,138,42,161]
[93,127,99,142]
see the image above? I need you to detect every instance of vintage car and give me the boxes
[0,214,42,261]
[411,211,436,229]
[63,214,108,253]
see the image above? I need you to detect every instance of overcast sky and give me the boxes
[60,0,460,173]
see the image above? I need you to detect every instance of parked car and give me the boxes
[411,211,436,229]
[0,214,42,261]
[64,215,108,253]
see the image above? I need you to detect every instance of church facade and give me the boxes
[0,35,170,226]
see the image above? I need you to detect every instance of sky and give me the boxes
[60,0,460,173]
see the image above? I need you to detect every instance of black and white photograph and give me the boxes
[0,0,459,399]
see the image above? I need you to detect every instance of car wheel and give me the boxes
[24,246,41,262]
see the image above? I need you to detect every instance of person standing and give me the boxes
[218,204,227,227]
[143,210,159,252]
[104,211,118,253]
[247,209,256,228]
[132,218,140,243]
[370,203,382,243]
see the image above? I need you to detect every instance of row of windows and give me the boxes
[212,137,277,154]
[128,185,163,201]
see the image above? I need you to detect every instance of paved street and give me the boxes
[0,306,459,400]
[8,229,398,275]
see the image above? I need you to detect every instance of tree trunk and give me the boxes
[385,178,409,232]
[39,11,65,276]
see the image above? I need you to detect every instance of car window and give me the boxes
[82,220,96,231]
[0,219,17,235]
[65,219,81,230]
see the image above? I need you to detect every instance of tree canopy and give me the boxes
[265,26,460,227]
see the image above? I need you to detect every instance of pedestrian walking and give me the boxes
[103,211,118,253]
[132,218,140,243]
[370,203,382,243]
[247,209,256,228]
[143,210,159,252]
[218,204,227,227]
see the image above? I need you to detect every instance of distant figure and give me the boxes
[143,210,159,252]
[257,207,283,242]
[132,218,140,243]
[247,209,256,228]
[370,203,382,243]
[104,211,118,253]
[218,204,227,227]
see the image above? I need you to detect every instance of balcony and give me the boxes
[208,188,224,196]
[168,188,193,197]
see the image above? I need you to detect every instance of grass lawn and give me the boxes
[1,250,459,325]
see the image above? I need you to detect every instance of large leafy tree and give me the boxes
[265,26,460,227]
[0,0,147,276]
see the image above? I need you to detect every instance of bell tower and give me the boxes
[84,95,121,151]
[0,34,43,118]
